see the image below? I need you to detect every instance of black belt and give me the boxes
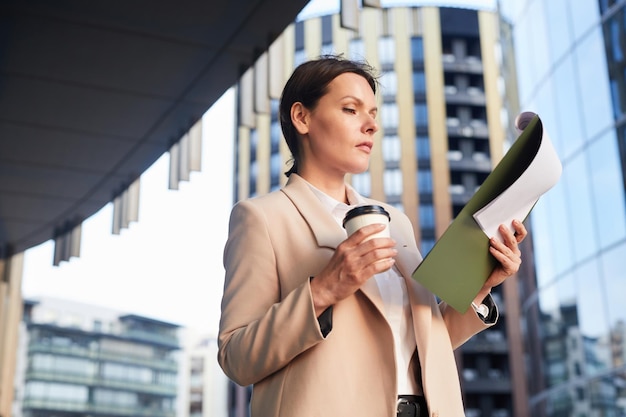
[397,395,428,417]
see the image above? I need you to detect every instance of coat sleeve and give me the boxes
[217,200,326,386]
[439,293,498,350]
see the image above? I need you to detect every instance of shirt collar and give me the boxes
[304,180,366,226]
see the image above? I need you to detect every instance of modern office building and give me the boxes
[232,1,528,416]
[499,0,626,415]
[183,333,230,417]
[14,297,181,417]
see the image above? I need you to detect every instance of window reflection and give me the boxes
[545,0,573,65]
[574,27,613,139]
[562,154,598,262]
[587,130,626,248]
[552,56,584,158]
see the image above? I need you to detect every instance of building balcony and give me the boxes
[442,54,483,74]
[444,86,486,106]
[25,370,177,396]
[27,342,178,371]
[119,329,179,348]
[447,154,492,173]
[461,369,513,393]
[22,398,175,417]
[445,118,489,139]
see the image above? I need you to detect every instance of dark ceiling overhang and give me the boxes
[0,0,309,257]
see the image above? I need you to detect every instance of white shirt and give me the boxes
[308,183,420,396]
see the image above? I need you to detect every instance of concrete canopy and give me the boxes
[0,0,309,256]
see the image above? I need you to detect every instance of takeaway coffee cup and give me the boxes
[342,205,391,240]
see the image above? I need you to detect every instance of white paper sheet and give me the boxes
[472,112,562,241]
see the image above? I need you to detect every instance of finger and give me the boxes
[489,246,521,275]
[498,224,518,248]
[348,223,388,244]
[512,219,527,243]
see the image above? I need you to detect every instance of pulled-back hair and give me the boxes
[279,55,378,177]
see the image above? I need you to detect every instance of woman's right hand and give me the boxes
[309,223,397,316]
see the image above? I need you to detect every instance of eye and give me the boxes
[343,108,356,114]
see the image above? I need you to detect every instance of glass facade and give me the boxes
[501,0,626,415]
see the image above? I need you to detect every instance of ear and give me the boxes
[290,102,310,135]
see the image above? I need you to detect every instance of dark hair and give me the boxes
[279,54,378,177]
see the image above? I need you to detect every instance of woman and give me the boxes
[218,55,527,417]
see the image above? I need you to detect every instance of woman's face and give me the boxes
[298,72,379,179]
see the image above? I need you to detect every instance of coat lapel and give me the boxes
[280,174,346,249]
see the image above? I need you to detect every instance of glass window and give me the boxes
[587,130,626,248]
[382,135,401,163]
[349,38,365,61]
[526,0,551,81]
[413,71,426,95]
[384,169,402,196]
[545,0,574,65]
[411,37,424,63]
[417,169,432,194]
[513,10,537,104]
[563,153,599,261]
[543,181,576,276]
[414,104,428,127]
[575,259,611,373]
[321,15,332,44]
[575,27,614,139]
[419,204,435,228]
[568,0,601,41]
[380,71,397,96]
[351,172,371,197]
[552,56,584,158]
[420,238,435,255]
[529,200,557,289]
[382,102,399,129]
[379,36,396,66]
[415,136,430,160]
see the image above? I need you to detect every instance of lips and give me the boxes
[357,141,373,153]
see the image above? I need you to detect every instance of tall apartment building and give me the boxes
[232,2,527,416]
[500,0,626,415]
[14,297,181,417]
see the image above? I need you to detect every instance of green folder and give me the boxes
[412,114,553,313]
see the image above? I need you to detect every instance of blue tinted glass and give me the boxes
[575,260,610,364]
[588,131,626,248]
[568,0,601,41]
[543,181,576,275]
[413,71,425,94]
[553,56,584,158]
[513,11,536,104]
[575,27,613,140]
[530,199,557,288]
[563,153,599,261]
[414,104,428,127]
[411,37,423,63]
[527,0,551,80]
[545,0,574,65]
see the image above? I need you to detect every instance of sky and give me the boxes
[21,88,235,337]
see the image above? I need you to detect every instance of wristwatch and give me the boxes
[471,301,489,320]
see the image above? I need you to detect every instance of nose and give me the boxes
[363,114,378,135]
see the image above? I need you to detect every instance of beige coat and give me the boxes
[218,174,495,417]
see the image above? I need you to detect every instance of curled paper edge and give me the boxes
[515,111,537,132]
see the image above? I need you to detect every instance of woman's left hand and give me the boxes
[477,220,528,299]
